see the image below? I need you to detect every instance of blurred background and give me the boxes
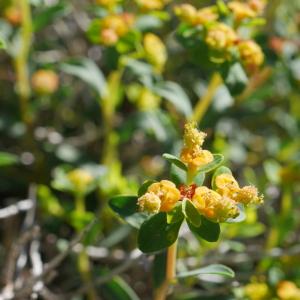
[0,0,300,299]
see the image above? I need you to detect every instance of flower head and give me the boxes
[194,7,218,25]
[174,4,197,24]
[136,0,168,11]
[137,180,181,213]
[228,1,256,21]
[238,40,264,72]
[215,173,264,205]
[244,281,270,300]
[277,281,300,300]
[205,23,237,51]
[180,122,213,172]
[138,192,161,213]
[192,186,239,222]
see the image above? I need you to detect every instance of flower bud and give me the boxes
[238,40,264,72]
[174,4,197,24]
[180,148,214,172]
[31,70,59,95]
[205,23,237,51]
[228,1,256,21]
[215,173,239,196]
[143,33,167,73]
[147,180,181,212]
[138,192,161,213]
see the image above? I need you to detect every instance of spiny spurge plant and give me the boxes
[109,122,264,253]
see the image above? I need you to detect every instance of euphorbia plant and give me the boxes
[109,122,263,299]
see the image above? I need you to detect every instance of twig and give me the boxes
[0,199,34,219]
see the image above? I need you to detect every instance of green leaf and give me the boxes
[194,172,205,186]
[0,37,6,50]
[187,216,220,242]
[182,199,202,227]
[177,264,235,279]
[154,81,192,117]
[211,166,232,190]
[197,154,224,174]
[109,195,138,217]
[0,152,18,167]
[167,203,184,224]
[163,153,187,171]
[61,58,107,98]
[222,62,248,95]
[33,3,69,31]
[138,180,156,197]
[125,212,148,229]
[138,212,183,253]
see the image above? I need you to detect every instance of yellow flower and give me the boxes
[205,23,237,51]
[95,0,119,8]
[174,4,197,24]
[138,192,161,213]
[138,87,161,110]
[180,122,213,172]
[228,1,256,21]
[277,281,300,300]
[182,122,207,149]
[136,0,167,11]
[147,180,181,212]
[192,186,239,222]
[67,169,94,194]
[100,28,119,46]
[244,282,270,300]
[180,148,214,171]
[215,173,264,205]
[31,70,59,95]
[194,7,218,25]
[4,6,22,26]
[248,0,267,14]
[215,173,239,196]
[238,40,264,72]
[143,33,167,73]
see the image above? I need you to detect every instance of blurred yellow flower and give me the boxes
[277,281,300,300]
[31,70,59,95]
[244,282,270,300]
[194,7,218,25]
[238,40,264,72]
[4,6,22,26]
[67,169,94,194]
[143,33,167,73]
[174,4,197,24]
[136,0,168,11]
[192,186,239,222]
[228,1,256,21]
[205,23,237,51]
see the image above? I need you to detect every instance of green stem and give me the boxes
[15,0,33,126]
[75,195,97,300]
[191,73,222,124]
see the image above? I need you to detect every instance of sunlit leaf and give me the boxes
[177,264,235,278]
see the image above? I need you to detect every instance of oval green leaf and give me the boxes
[109,195,138,218]
[187,216,220,242]
[177,264,235,279]
[163,153,187,171]
[138,212,183,253]
[197,154,224,174]
[182,199,202,227]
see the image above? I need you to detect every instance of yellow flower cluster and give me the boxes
[192,186,239,222]
[174,4,218,26]
[136,0,169,11]
[228,0,266,22]
[67,169,94,194]
[143,33,167,73]
[205,23,237,51]
[244,281,270,300]
[238,40,264,72]
[277,281,300,300]
[138,180,181,213]
[99,13,134,46]
[215,173,264,205]
[180,122,213,173]
[31,70,59,95]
